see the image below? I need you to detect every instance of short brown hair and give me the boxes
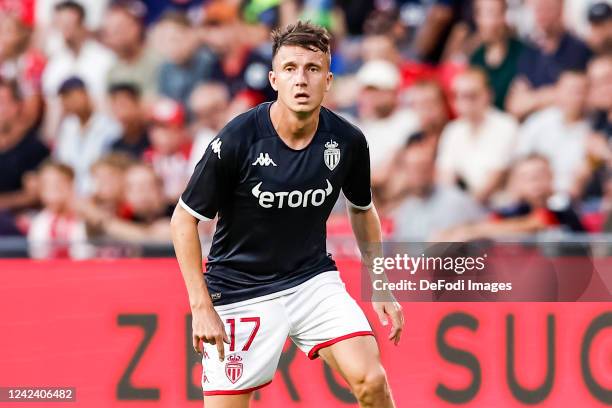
[91,152,135,172]
[39,160,75,181]
[158,10,191,27]
[271,21,331,61]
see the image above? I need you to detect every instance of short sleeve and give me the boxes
[179,135,236,221]
[436,126,457,172]
[342,133,372,210]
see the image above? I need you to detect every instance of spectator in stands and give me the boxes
[437,68,518,203]
[587,55,612,140]
[198,14,275,106]
[187,82,230,170]
[571,56,612,200]
[102,1,162,99]
[0,79,50,235]
[108,83,150,158]
[352,59,420,189]
[602,169,612,231]
[406,0,469,64]
[506,0,592,119]
[28,161,93,259]
[470,0,528,110]
[74,153,133,238]
[88,153,132,216]
[516,70,591,197]
[438,154,585,240]
[404,80,449,153]
[54,76,121,195]
[586,2,612,56]
[143,98,192,203]
[0,79,50,211]
[384,138,485,241]
[154,11,221,108]
[42,1,115,102]
[0,12,46,133]
[90,163,172,242]
[361,32,402,66]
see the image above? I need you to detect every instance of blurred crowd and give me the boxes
[0,0,611,258]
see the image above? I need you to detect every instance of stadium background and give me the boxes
[0,0,612,406]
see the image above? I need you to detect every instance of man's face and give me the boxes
[407,85,448,132]
[588,58,612,110]
[156,22,196,64]
[0,87,19,131]
[39,168,73,212]
[531,0,563,34]
[60,88,89,116]
[451,74,490,121]
[92,164,124,203]
[358,86,397,119]
[589,21,612,57]
[0,15,24,59]
[475,0,506,43]
[54,9,83,44]
[124,166,163,215]
[149,124,183,155]
[189,85,229,130]
[510,158,553,204]
[110,92,142,127]
[398,145,435,196]
[557,72,589,117]
[102,10,141,54]
[269,45,332,114]
[361,35,400,64]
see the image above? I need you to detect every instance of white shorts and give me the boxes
[201,271,374,396]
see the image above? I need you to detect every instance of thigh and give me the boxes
[286,271,374,360]
[202,298,290,397]
[203,393,251,408]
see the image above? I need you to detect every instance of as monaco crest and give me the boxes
[324,140,340,170]
[225,354,243,384]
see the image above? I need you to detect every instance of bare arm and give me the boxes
[413,4,453,61]
[171,204,228,360]
[0,190,38,210]
[348,204,404,344]
[438,213,546,241]
[99,217,171,242]
[505,78,556,120]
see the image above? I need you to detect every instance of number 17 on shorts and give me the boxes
[201,300,289,396]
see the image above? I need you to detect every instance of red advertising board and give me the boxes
[0,259,610,407]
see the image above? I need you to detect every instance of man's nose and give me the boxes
[295,68,308,86]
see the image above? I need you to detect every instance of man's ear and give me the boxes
[325,72,333,92]
[269,70,278,91]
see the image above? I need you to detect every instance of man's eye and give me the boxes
[309,67,319,72]
[285,66,295,72]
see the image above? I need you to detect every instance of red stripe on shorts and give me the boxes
[308,331,375,360]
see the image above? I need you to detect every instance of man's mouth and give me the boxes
[294,92,310,100]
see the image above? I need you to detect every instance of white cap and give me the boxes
[356,60,400,90]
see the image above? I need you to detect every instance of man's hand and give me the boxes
[373,301,404,345]
[191,305,230,361]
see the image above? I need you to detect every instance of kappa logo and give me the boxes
[251,179,333,208]
[324,140,340,170]
[225,354,243,384]
[211,139,222,159]
[252,153,277,167]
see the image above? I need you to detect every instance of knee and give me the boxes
[351,366,390,407]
